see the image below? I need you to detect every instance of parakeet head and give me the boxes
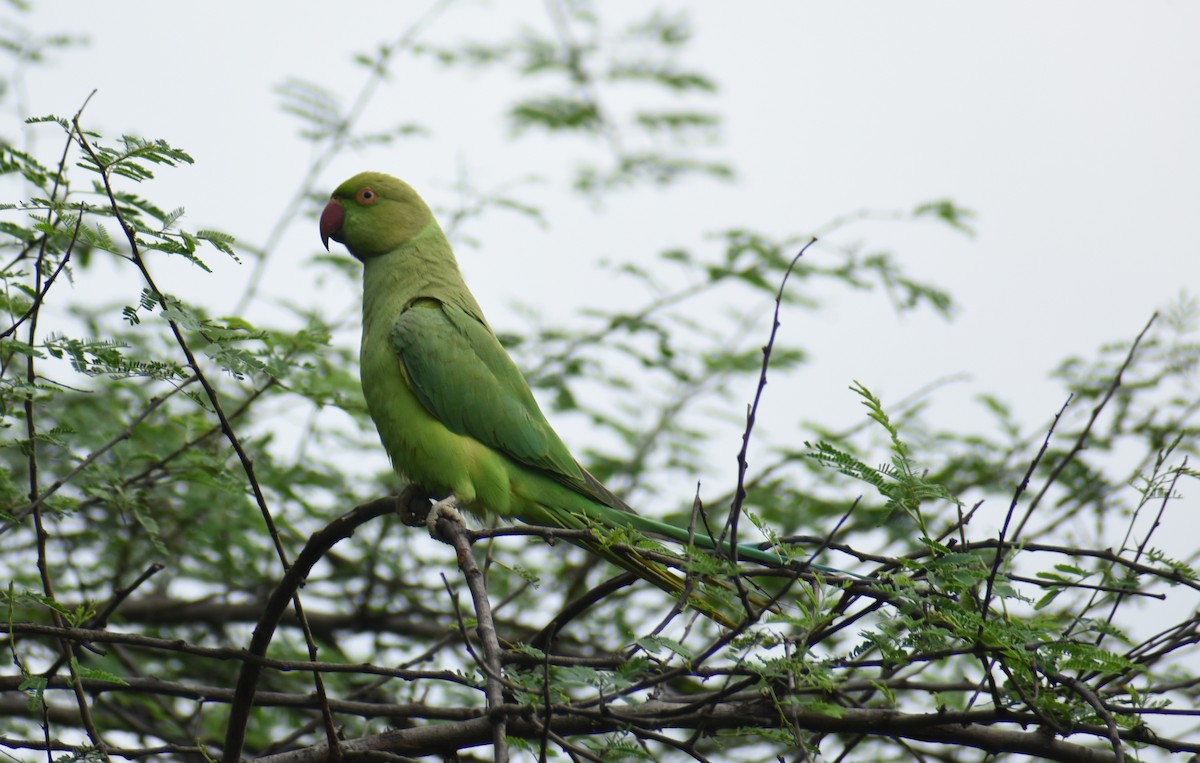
[320,172,434,261]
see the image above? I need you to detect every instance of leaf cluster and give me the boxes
[0,5,1197,763]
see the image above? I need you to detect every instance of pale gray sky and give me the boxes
[10,2,1199,546]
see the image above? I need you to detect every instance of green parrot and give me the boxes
[320,171,824,625]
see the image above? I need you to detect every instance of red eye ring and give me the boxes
[357,187,377,205]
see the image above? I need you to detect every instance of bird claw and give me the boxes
[426,495,464,536]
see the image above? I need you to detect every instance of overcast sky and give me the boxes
[9,2,1198,544]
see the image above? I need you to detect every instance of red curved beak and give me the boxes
[319,200,345,251]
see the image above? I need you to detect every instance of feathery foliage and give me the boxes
[0,4,1197,763]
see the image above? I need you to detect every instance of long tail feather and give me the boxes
[580,538,756,628]
[590,504,856,577]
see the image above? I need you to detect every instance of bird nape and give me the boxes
[320,171,842,628]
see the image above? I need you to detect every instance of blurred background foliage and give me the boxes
[1,2,1197,761]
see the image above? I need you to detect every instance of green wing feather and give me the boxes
[391,299,588,485]
[390,299,657,509]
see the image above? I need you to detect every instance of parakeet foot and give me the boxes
[426,495,464,535]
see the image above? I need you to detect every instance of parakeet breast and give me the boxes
[359,247,514,515]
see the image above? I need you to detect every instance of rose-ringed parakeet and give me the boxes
[320,172,823,625]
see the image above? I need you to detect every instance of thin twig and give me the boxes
[1012,312,1157,540]
[233,0,454,313]
[724,240,816,614]
[1048,671,1125,763]
[1095,453,1189,646]
[980,394,1073,624]
[42,562,165,676]
[24,96,110,761]
[530,572,638,650]
[433,510,510,763]
[0,201,83,340]
[1,622,475,686]
[544,0,626,160]
[1,377,196,535]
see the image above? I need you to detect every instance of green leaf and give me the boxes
[635,635,695,661]
[71,658,129,686]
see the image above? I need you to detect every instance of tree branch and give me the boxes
[248,696,1185,763]
[221,489,429,762]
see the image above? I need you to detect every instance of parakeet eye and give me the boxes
[357,187,377,205]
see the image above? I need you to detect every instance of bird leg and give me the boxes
[395,484,435,527]
[426,494,465,536]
